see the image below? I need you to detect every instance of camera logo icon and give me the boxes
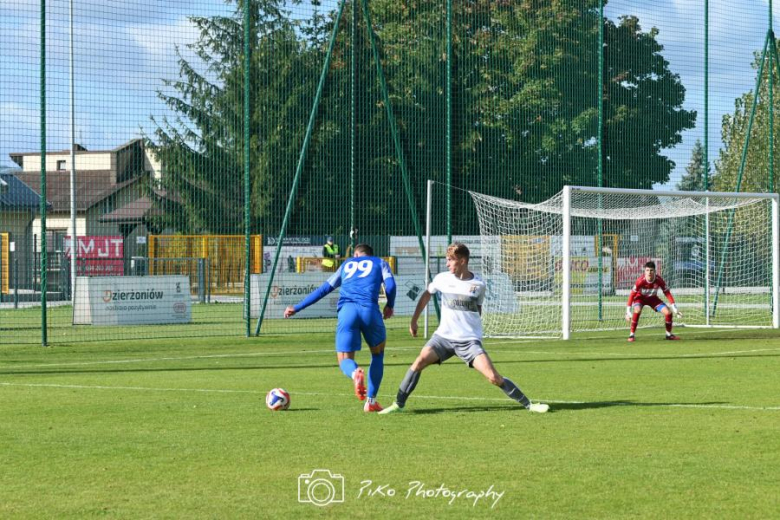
[298,469,345,506]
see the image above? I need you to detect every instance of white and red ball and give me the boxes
[266,388,291,411]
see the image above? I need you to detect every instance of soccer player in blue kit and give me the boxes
[284,244,396,412]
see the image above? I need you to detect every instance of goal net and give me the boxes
[470,186,779,339]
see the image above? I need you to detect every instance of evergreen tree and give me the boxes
[713,43,780,193]
[678,139,709,192]
[148,0,696,235]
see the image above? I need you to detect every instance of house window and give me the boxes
[46,229,68,253]
[56,160,66,170]
[103,196,115,215]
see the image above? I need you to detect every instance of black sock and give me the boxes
[501,378,531,408]
[396,369,421,407]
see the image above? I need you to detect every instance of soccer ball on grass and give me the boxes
[266,388,291,411]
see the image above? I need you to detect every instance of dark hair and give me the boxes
[354,243,374,256]
[644,261,656,269]
[447,242,470,260]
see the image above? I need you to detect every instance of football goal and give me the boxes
[470,186,779,339]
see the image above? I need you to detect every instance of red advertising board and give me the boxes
[65,236,124,276]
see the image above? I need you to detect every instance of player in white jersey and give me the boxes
[380,243,549,414]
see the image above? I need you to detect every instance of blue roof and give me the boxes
[0,171,42,209]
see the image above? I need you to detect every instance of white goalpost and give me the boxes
[470,186,780,339]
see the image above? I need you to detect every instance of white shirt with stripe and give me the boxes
[428,272,486,342]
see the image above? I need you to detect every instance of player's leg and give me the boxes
[471,351,549,413]
[337,351,358,377]
[379,344,444,415]
[362,343,385,412]
[336,304,366,400]
[657,304,679,340]
[629,303,643,341]
[361,306,388,411]
[336,351,366,401]
[362,308,387,401]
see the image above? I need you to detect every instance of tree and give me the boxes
[709,48,778,277]
[377,2,695,234]
[712,45,780,193]
[603,16,696,191]
[147,0,316,235]
[678,139,709,192]
[149,0,696,236]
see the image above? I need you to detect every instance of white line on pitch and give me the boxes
[1,347,420,369]
[1,382,778,411]
[0,381,260,394]
[4,344,536,369]
[485,347,780,358]
[4,345,779,370]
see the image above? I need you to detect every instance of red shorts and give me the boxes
[632,296,666,312]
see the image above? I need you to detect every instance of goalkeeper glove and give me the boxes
[670,304,683,318]
[625,306,633,322]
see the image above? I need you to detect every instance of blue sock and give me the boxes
[367,351,384,399]
[339,358,359,379]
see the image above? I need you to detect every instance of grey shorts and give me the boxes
[426,334,487,368]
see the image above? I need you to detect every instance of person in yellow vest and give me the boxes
[322,236,340,271]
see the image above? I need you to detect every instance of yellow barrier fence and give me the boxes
[1,233,8,294]
[295,256,397,274]
[148,235,262,295]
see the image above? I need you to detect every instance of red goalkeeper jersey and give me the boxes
[627,275,675,306]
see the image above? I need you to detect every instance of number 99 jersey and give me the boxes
[327,256,395,311]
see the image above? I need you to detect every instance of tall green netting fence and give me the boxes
[1,0,778,344]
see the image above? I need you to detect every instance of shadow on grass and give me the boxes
[409,405,527,415]
[543,400,727,411]
[407,400,728,414]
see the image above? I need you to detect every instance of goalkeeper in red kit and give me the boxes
[625,261,682,342]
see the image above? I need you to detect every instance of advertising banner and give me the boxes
[261,236,324,275]
[250,272,514,319]
[554,256,613,295]
[250,273,339,318]
[65,236,124,276]
[390,236,485,276]
[73,275,191,325]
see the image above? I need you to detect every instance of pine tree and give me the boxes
[678,139,709,192]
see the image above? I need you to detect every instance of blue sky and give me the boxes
[1,0,777,190]
[606,0,776,188]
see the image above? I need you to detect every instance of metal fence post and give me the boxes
[198,258,205,304]
[14,258,19,309]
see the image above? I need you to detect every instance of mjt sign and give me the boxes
[65,236,124,276]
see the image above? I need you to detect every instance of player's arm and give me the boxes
[381,261,397,319]
[659,277,682,317]
[477,280,486,317]
[409,290,432,337]
[284,269,342,318]
[626,282,638,321]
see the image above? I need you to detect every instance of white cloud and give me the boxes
[127,16,201,65]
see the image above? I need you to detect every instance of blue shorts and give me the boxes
[335,303,387,352]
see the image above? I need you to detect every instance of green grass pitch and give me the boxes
[1,327,779,518]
